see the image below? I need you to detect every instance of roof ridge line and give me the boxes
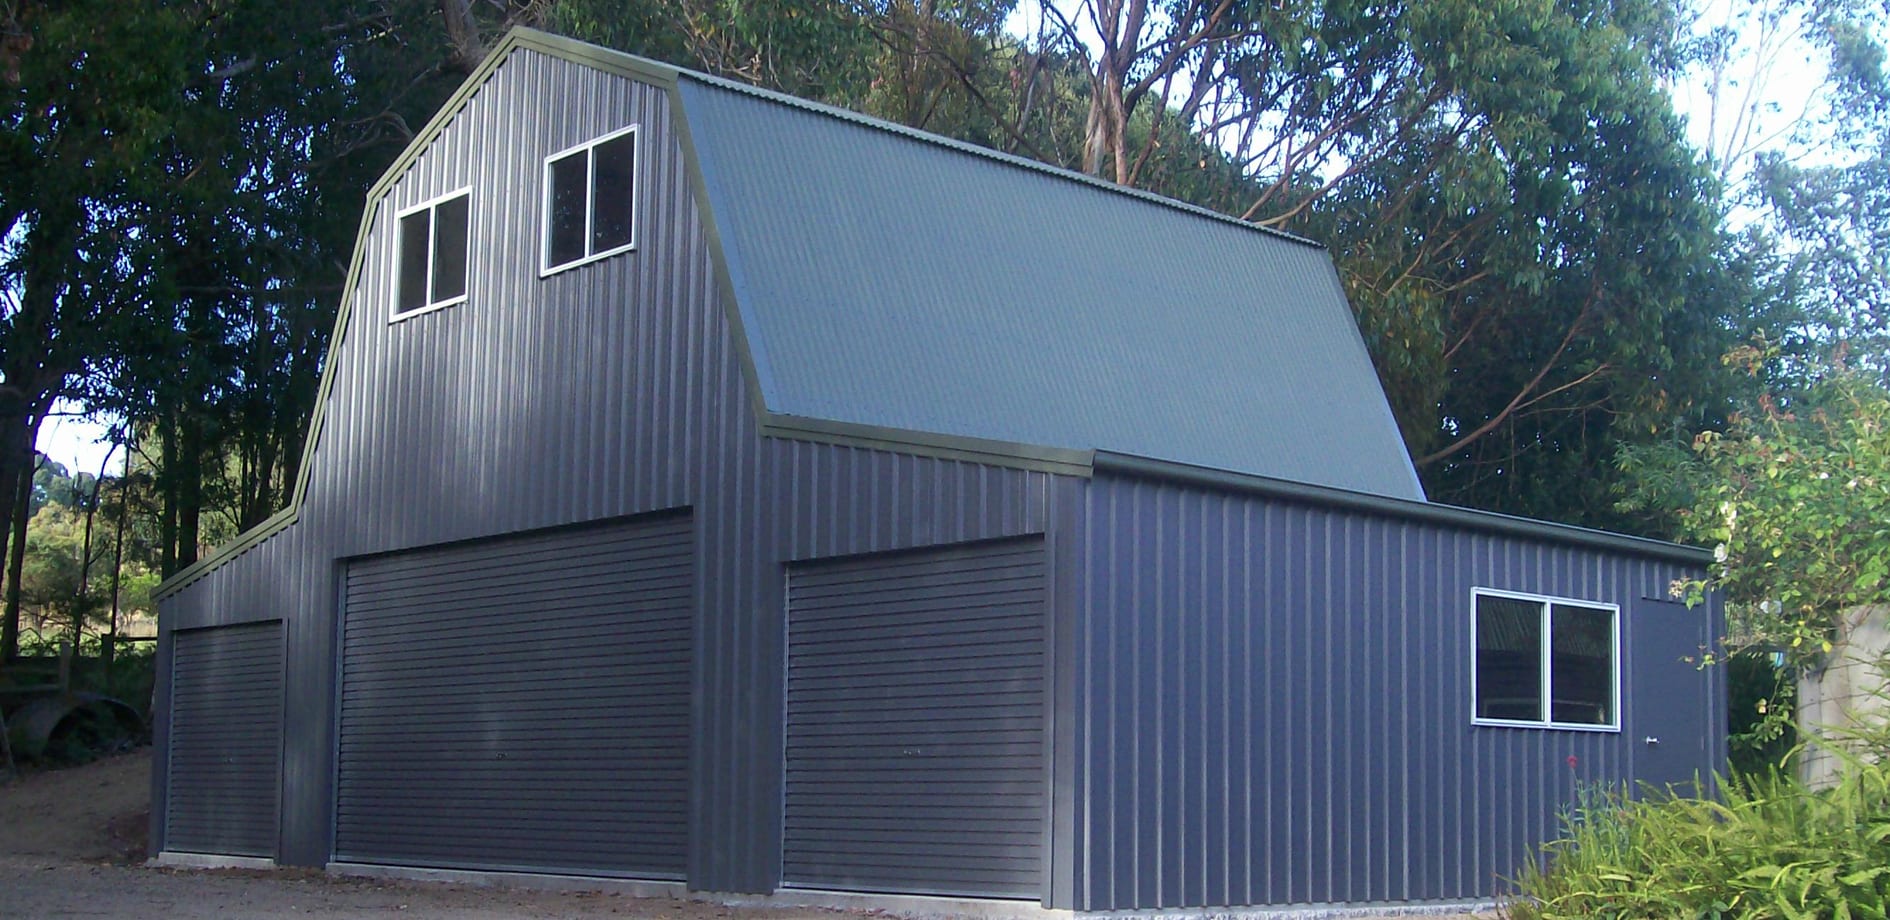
[674,69,1323,250]
[501,27,1322,250]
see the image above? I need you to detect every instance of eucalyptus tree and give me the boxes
[992,1,1741,526]
[0,1,205,655]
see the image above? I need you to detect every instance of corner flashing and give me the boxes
[760,415,1095,477]
[152,507,300,601]
[1091,451,1713,566]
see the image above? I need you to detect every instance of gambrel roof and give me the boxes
[675,74,1424,500]
[154,27,1724,605]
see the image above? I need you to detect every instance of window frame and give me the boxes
[539,124,640,277]
[389,186,473,322]
[1470,587,1622,732]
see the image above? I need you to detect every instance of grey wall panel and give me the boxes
[165,621,284,858]
[335,514,692,876]
[1070,475,1723,910]
[156,46,1061,893]
[783,538,1047,898]
[157,523,326,863]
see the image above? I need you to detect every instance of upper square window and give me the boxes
[1473,588,1619,730]
[542,125,638,275]
[393,189,471,320]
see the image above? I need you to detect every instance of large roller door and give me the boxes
[165,621,284,858]
[784,537,1047,898]
[335,514,693,876]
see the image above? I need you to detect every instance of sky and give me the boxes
[31,3,1839,480]
[41,405,121,478]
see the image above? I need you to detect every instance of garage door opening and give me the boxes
[783,536,1047,899]
[334,512,694,878]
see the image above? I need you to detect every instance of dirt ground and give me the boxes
[0,750,1493,919]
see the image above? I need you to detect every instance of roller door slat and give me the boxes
[336,515,692,877]
[165,621,283,859]
[784,538,1045,899]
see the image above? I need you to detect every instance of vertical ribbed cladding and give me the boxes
[333,49,695,548]
[1073,473,1716,910]
[158,44,1072,891]
[154,519,326,862]
[140,37,1224,904]
[153,50,704,868]
[686,432,1059,893]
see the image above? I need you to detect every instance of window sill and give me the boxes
[1472,717,1621,733]
[389,295,468,324]
[540,242,636,279]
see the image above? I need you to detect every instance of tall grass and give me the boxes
[1507,730,1890,918]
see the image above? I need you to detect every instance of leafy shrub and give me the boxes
[1506,740,1890,918]
[1728,649,1797,778]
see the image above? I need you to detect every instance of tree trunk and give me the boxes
[70,447,109,651]
[104,465,129,680]
[0,462,25,661]
[3,450,41,659]
[159,417,180,578]
[177,409,203,572]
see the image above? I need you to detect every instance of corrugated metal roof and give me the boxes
[677,76,1426,500]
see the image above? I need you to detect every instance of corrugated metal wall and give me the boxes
[154,48,1062,893]
[1066,474,1724,910]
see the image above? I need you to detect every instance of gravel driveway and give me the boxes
[0,750,1494,919]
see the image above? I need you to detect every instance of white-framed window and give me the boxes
[541,125,638,276]
[1471,588,1620,731]
[392,188,472,320]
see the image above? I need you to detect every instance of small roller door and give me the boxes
[335,514,693,876]
[165,621,284,858]
[784,537,1046,898]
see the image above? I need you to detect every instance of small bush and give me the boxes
[1506,747,1890,918]
[1728,650,1796,778]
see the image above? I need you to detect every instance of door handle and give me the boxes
[1644,736,1660,746]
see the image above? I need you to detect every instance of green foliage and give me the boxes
[1728,649,1798,777]
[1509,695,1890,919]
[1620,347,1890,665]
[12,499,156,648]
[1507,767,1890,918]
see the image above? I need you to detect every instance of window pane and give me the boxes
[1476,596,1543,721]
[397,209,431,313]
[590,133,635,253]
[547,151,588,267]
[432,194,469,303]
[1551,604,1614,725]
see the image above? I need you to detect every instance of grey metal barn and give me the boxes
[151,28,1724,913]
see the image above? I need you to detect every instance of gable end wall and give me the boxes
[153,48,1074,897]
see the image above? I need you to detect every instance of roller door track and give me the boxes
[784,537,1047,899]
[165,621,284,858]
[335,514,693,877]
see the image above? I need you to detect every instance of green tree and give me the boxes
[1623,346,1890,656]
[1619,345,1890,758]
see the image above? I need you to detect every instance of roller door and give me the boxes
[335,514,693,876]
[165,621,284,858]
[784,537,1047,898]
